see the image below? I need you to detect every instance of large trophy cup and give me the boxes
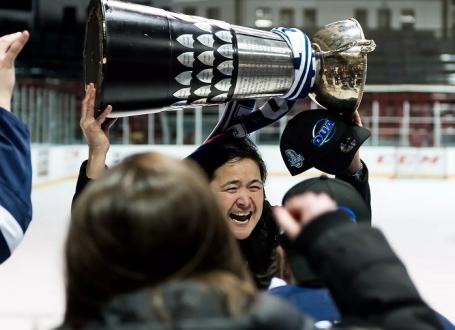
[84,0,375,118]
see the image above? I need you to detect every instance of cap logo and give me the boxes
[285,149,304,168]
[312,118,336,147]
[339,136,357,153]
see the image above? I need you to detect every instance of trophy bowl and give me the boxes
[309,18,376,114]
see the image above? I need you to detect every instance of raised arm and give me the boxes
[81,83,116,179]
[336,110,371,207]
[0,31,31,264]
[0,31,29,110]
[72,83,116,206]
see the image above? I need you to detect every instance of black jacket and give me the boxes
[336,160,371,211]
[72,160,94,210]
[239,200,280,289]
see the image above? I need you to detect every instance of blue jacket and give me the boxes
[0,107,32,264]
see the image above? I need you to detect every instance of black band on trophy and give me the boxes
[169,16,238,106]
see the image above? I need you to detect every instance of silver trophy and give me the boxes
[84,0,375,117]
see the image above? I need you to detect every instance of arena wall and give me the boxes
[31,145,455,187]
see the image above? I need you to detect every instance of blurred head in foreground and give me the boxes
[65,152,255,328]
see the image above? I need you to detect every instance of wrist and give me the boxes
[87,149,108,179]
[347,157,362,174]
[88,143,110,154]
[348,162,365,181]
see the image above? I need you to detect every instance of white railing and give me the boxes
[13,80,455,147]
[30,145,455,186]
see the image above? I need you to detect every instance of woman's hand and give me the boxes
[0,31,29,111]
[80,83,117,178]
[273,192,337,240]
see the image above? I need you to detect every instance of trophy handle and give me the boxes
[318,39,376,57]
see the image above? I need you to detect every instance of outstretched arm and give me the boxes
[0,31,31,264]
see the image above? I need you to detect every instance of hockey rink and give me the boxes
[0,176,454,329]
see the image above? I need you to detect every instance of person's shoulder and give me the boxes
[249,292,313,330]
[0,106,28,133]
[270,284,330,302]
[269,283,301,295]
[434,311,455,330]
[269,285,342,324]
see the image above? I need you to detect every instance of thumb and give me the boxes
[3,31,29,68]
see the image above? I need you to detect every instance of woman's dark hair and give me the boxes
[65,152,255,327]
[187,135,267,183]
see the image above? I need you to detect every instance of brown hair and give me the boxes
[64,152,255,327]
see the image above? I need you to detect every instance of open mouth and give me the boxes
[229,211,252,224]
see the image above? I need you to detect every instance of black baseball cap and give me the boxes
[280,109,370,175]
[281,175,371,285]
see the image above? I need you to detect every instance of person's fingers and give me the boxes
[96,104,112,124]
[273,206,301,240]
[80,85,90,122]
[102,117,118,133]
[86,83,96,119]
[0,32,22,54]
[284,193,315,212]
[352,110,363,127]
[284,192,337,225]
[80,84,94,124]
[2,31,29,67]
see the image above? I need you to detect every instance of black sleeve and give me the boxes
[293,211,443,330]
[336,159,371,210]
[239,201,280,289]
[71,160,93,210]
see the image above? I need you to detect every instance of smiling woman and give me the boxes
[187,134,280,289]
[209,158,264,240]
